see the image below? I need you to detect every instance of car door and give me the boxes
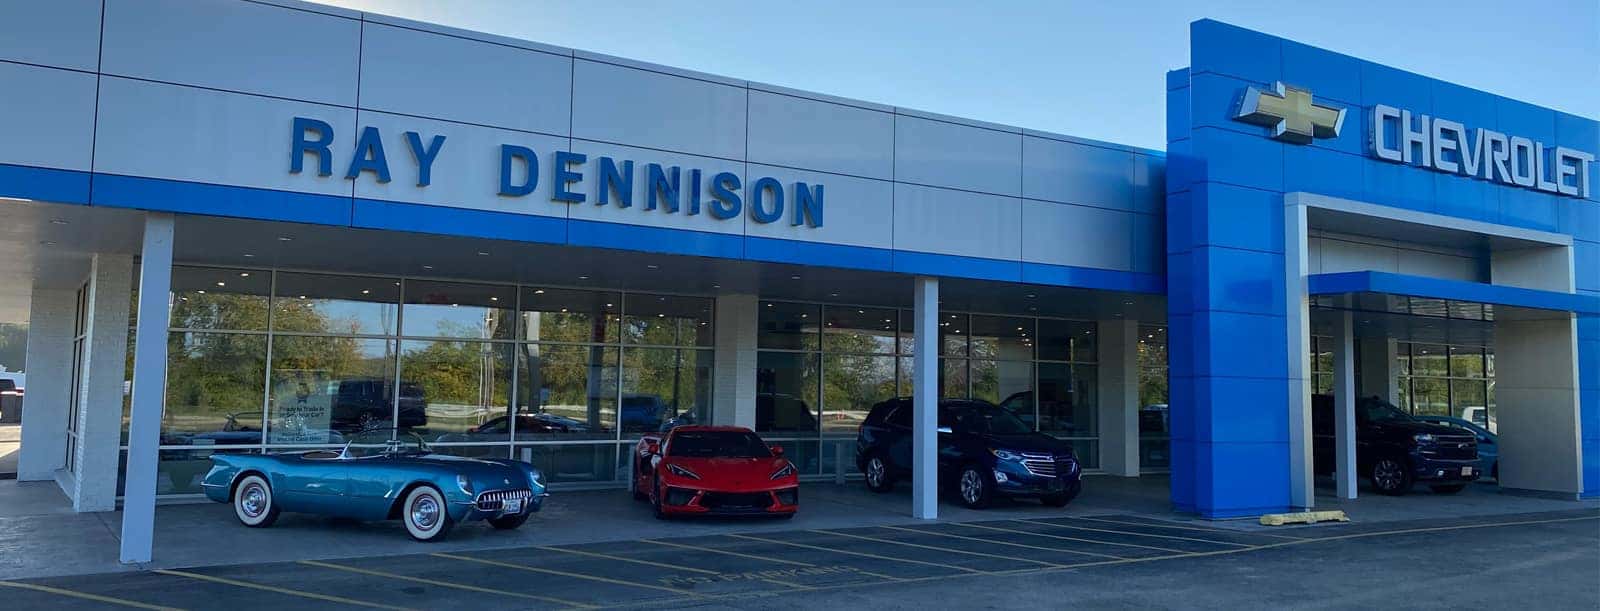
[277,453,349,514]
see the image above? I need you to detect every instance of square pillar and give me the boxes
[911,277,938,520]
[121,213,174,564]
[1332,310,1357,500]
[1495,314,1583,497]
[17,285,75,482]
[66,253,134,512]
[1357,337,1399,405]
[1097,319,1140,477]
[711,293,757,429]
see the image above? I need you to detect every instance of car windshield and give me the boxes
[1360,399,1413,423]
[344,429,429,458]
[668,431,772,458]
[953,404,1034,435]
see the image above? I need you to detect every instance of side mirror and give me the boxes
[770,445,785,456]
[936,426,953,434]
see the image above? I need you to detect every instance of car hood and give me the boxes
[1377,420,1468,436]
[393,454,537,489]
[666,456,791,486]
[984,433,1076,458]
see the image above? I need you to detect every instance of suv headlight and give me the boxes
[990,449,1020,461]
[666,464,701,480]
[770,463,796,480]
[1413,433,1435,444]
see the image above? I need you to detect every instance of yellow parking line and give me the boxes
[1074,515,1307,540]
[880,525,1129,560]
[641,539,904,582]
[641,539,817,567]
[431,552,702,598]
[153,569,413,611]
[0,580,185,611]
[951,521,1193,554]
[728,533,984,574]
[299,560,591,609]
[815,529,1067,567]
[535,544,804,589]
[1013,518,1253,547]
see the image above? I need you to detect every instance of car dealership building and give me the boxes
[1,0,1594,563]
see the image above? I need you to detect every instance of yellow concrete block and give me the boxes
[1258,510,1350,526]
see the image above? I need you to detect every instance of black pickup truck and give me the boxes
[1313,395,1481,495]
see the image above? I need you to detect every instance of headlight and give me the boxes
[990,449,1020,461]
[666,464,701,480]
[456,474,474,493]
[1413,433,1435,444]
[770,463,796,480]
[528,468,545,487]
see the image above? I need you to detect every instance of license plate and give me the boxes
[503,498,523,513]
[1461,467,1473,477]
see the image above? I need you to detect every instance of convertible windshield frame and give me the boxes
[341,428,431,459]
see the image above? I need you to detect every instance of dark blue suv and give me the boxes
[855,398,1082,508]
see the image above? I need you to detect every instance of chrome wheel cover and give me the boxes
[960,469,983,504]
[239,483,266,518]
[1374,460,1403,490]
[410,495,440,529]
[866,458,885,487]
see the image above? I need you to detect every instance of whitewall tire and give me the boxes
[402,485,455,542]
[233,474,280,528]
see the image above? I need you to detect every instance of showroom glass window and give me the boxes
[1137,325,1169,472]
[120,266,715,496]
[1396,342,1494,432]
[756,300,1101,474]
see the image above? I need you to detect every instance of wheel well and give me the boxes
[387,481,441,520]
[228,470,268,502]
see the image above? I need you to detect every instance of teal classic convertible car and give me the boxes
[201,430,547,541]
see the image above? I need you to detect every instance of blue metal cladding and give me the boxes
[1172,19,1600,512]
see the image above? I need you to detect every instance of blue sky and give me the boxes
[312,0,1598,151]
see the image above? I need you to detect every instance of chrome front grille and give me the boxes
[1021,453,1057,477]
[1420,435,1477,460]
[474,489,532,511]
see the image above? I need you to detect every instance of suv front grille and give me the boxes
[474,489,531,511]
[1021,453,1057,477]
[1421,435,1477,460]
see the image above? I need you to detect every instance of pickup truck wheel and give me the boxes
[864,454,895,493]
[402,485,455,541]
[1370,457,1412,496]
[1429,484,1466,494]
[233,474,280,527]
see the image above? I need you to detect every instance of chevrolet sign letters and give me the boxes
[1370,105,1593,199]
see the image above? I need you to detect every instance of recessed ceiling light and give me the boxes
[605,303,613,307]
[711,284,721,289]
[277,236,292,242]
[657,313,665,318]
[49,219,68,225]
[578,275,589,280]
[299,295,308,299]
[647,264,659,270]
[215,282,226,287]
[197,290,206,294]
[534,289,545,294]
[239,272,249,277]
[243,253,255,258]
[790,275,801,280]
[39,240,55,246]
[422,265,434,270]
[1026,293,1036,298]
[490,297,499,302]
[477,251,490,256]
[361,289,370,295]
[830,293,839,297]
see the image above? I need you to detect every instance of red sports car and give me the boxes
[632,426,799,519]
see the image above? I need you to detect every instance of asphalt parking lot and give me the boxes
[4,507,1597,610]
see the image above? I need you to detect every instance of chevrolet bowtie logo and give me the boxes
[1233,82,1346,144]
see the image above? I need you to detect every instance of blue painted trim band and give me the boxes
[567,218,745,260]
[1308,271,1600,314]
[744,236,894,272]
[92,174,353,227]
[894,250,1022,282]
[1022,262,1166,294]
[0,163,91,205]
[352,198,566,244]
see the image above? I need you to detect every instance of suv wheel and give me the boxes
[956,464,993,509]
[1370,457,1412,495]
[864,454,895,493]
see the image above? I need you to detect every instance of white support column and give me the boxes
[69,254,134,512]
[1096,319,1140,477]
[911,277,938,520]
[121,213,174,564]
[1284,197,1314,510]
[1332,310,1357,500]
[17,285,75,482]
[711,293,758,429]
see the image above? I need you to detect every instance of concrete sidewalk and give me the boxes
[1,474,1593,581]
